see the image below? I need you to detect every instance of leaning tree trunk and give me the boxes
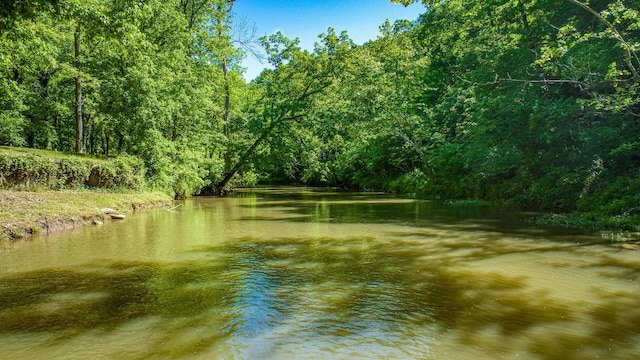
[74,25,83,154]
[215,113,304,193]
[216,127,271,192]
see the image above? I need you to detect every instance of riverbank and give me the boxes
[0,190,172,242]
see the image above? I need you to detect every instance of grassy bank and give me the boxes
[0,146,175,242]
[0,190,172,241]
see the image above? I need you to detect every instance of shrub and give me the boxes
[0,153,57,188]
[387,169,433,197]
[0,149,145,191]
[57,158,91,188]
[578,174,640,216]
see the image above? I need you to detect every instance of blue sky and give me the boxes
[231,0,425,80]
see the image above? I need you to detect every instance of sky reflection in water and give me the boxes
[0,187,639,359]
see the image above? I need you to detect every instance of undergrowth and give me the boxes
[0,147,144,191]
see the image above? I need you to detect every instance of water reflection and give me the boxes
[0,188,639,359]
[235,187,594,242]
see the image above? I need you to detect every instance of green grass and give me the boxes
[0,189,172,241]
[0,145,110,163]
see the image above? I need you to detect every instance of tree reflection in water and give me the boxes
[0,189,638,359]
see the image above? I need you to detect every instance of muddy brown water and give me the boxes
[1,187,638,359]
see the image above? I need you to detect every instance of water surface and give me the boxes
[1,187,639,359]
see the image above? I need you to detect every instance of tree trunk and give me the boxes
[214,113,304,193]
[216,126,271,191]
[217,0,233,172]
[74,25,83,154]
[222,57,232,171]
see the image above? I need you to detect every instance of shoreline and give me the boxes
[0,190,173,242]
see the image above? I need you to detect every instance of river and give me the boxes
[0,187,638,359]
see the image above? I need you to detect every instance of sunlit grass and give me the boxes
[0,145,109,162]
[0,189,172,241]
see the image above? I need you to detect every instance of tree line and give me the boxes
[1,0,639,219]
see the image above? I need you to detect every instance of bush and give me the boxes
[0,153,57,188]
[387,169,433,197]
[0,149,145,191]
[112,156,145,190]
[137,131,214,198]
[515,167,583,212]
[578,174,640,216]
[231,170,259,188]
[58,158,91,188]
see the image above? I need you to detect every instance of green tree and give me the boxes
[0,0,239,197]
[216,29,353,192]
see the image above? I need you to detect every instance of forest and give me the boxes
[1,0,639,226]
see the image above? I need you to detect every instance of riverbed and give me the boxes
[1,187,638,359]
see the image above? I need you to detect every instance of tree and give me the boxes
[214,29,353,192]
[349,20,439,184]
[74,24,82,153]
[0,0,237,197]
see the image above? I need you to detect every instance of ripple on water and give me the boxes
[1,190,639,359]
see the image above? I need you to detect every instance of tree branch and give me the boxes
[566,0,640,81]
[378,106,439,184]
